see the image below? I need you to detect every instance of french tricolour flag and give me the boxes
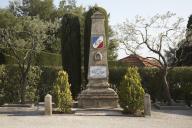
[92,35,104,49]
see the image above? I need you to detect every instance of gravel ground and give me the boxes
[0,107,192,128]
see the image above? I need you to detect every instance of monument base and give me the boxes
[78,82,118,108]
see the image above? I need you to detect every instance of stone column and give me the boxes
[144,93,151,116]
[44,94,52,115]
[78,11,118,108]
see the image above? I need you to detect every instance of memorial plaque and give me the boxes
[90,66,107,78]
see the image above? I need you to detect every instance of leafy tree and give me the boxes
[57,0,83,18]
[8,0,24,16]
[0,65,41,104]
[29,0,55,21]
[117,12,185,105]
[165,15,192,66]
[108,39,118,61]
[9,0,56,21]
[108,26,119,61]
[0,9,17,28]
[176,15,192,66]
[43,19,61,53]
[0,16,52,103]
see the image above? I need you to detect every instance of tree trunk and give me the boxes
[162,68,174,105]
[20,74,27,104]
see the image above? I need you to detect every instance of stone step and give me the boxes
[37,101,78,108]
[1,103,34,107]
[154,103,191,110]
[74,107,123,116]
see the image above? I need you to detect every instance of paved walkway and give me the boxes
[0,106,192,128]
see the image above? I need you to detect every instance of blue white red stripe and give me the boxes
[91,35,104,48]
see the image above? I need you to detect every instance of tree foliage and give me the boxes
[174,15,192,66]
[9,0,56,21]
[53,70,72,113]
[0,16,56,103]
[165,15,192,66]
[119,67,144,114]
[0,65,41,104]
[187,15,192,29]
[0,10,17,28]
[108,26,119,61]
[8,0,80,21]
[60,13,81,98]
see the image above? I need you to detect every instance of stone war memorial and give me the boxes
[78,11,118,108]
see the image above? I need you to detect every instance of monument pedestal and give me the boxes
[78,81,118,108]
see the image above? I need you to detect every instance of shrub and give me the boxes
[0,65,6,105]
[0,65,62,103]
[139,68,163,101]
[0,65,42,103]
[109,67,127,88]
[25,66,42,103]
[109,66,192,105]
[1,65,21,103]
[119,67,145,114]
[168,67,192,106]
[38,66,62,101]
[53,70,73,113]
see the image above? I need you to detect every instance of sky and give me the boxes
[0,0,192,59]
[1,0,191,25]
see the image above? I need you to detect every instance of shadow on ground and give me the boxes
[151,106,192,117]
[0,106,191,117]
[0,111,43,116]
[0,107,43,116]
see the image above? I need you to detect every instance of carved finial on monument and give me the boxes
[91,11,105,19]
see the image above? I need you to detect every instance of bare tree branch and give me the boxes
[116,12,186,104]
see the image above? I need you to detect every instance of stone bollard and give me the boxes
[44,94,52,115]
[144,93,151,116]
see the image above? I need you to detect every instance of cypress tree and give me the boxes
[84,6,109,83]
[176,14,192,66]
[187,15,192,29]
[60,13,81,98]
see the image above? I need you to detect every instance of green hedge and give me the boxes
[0,64,62,103]
[109,67,192,105]
[0,65,23,104]
[168,67,192,105]
[0,49,62,66]
[38,66,62,101]
[0,65,42,104]
[36,51,62,66]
